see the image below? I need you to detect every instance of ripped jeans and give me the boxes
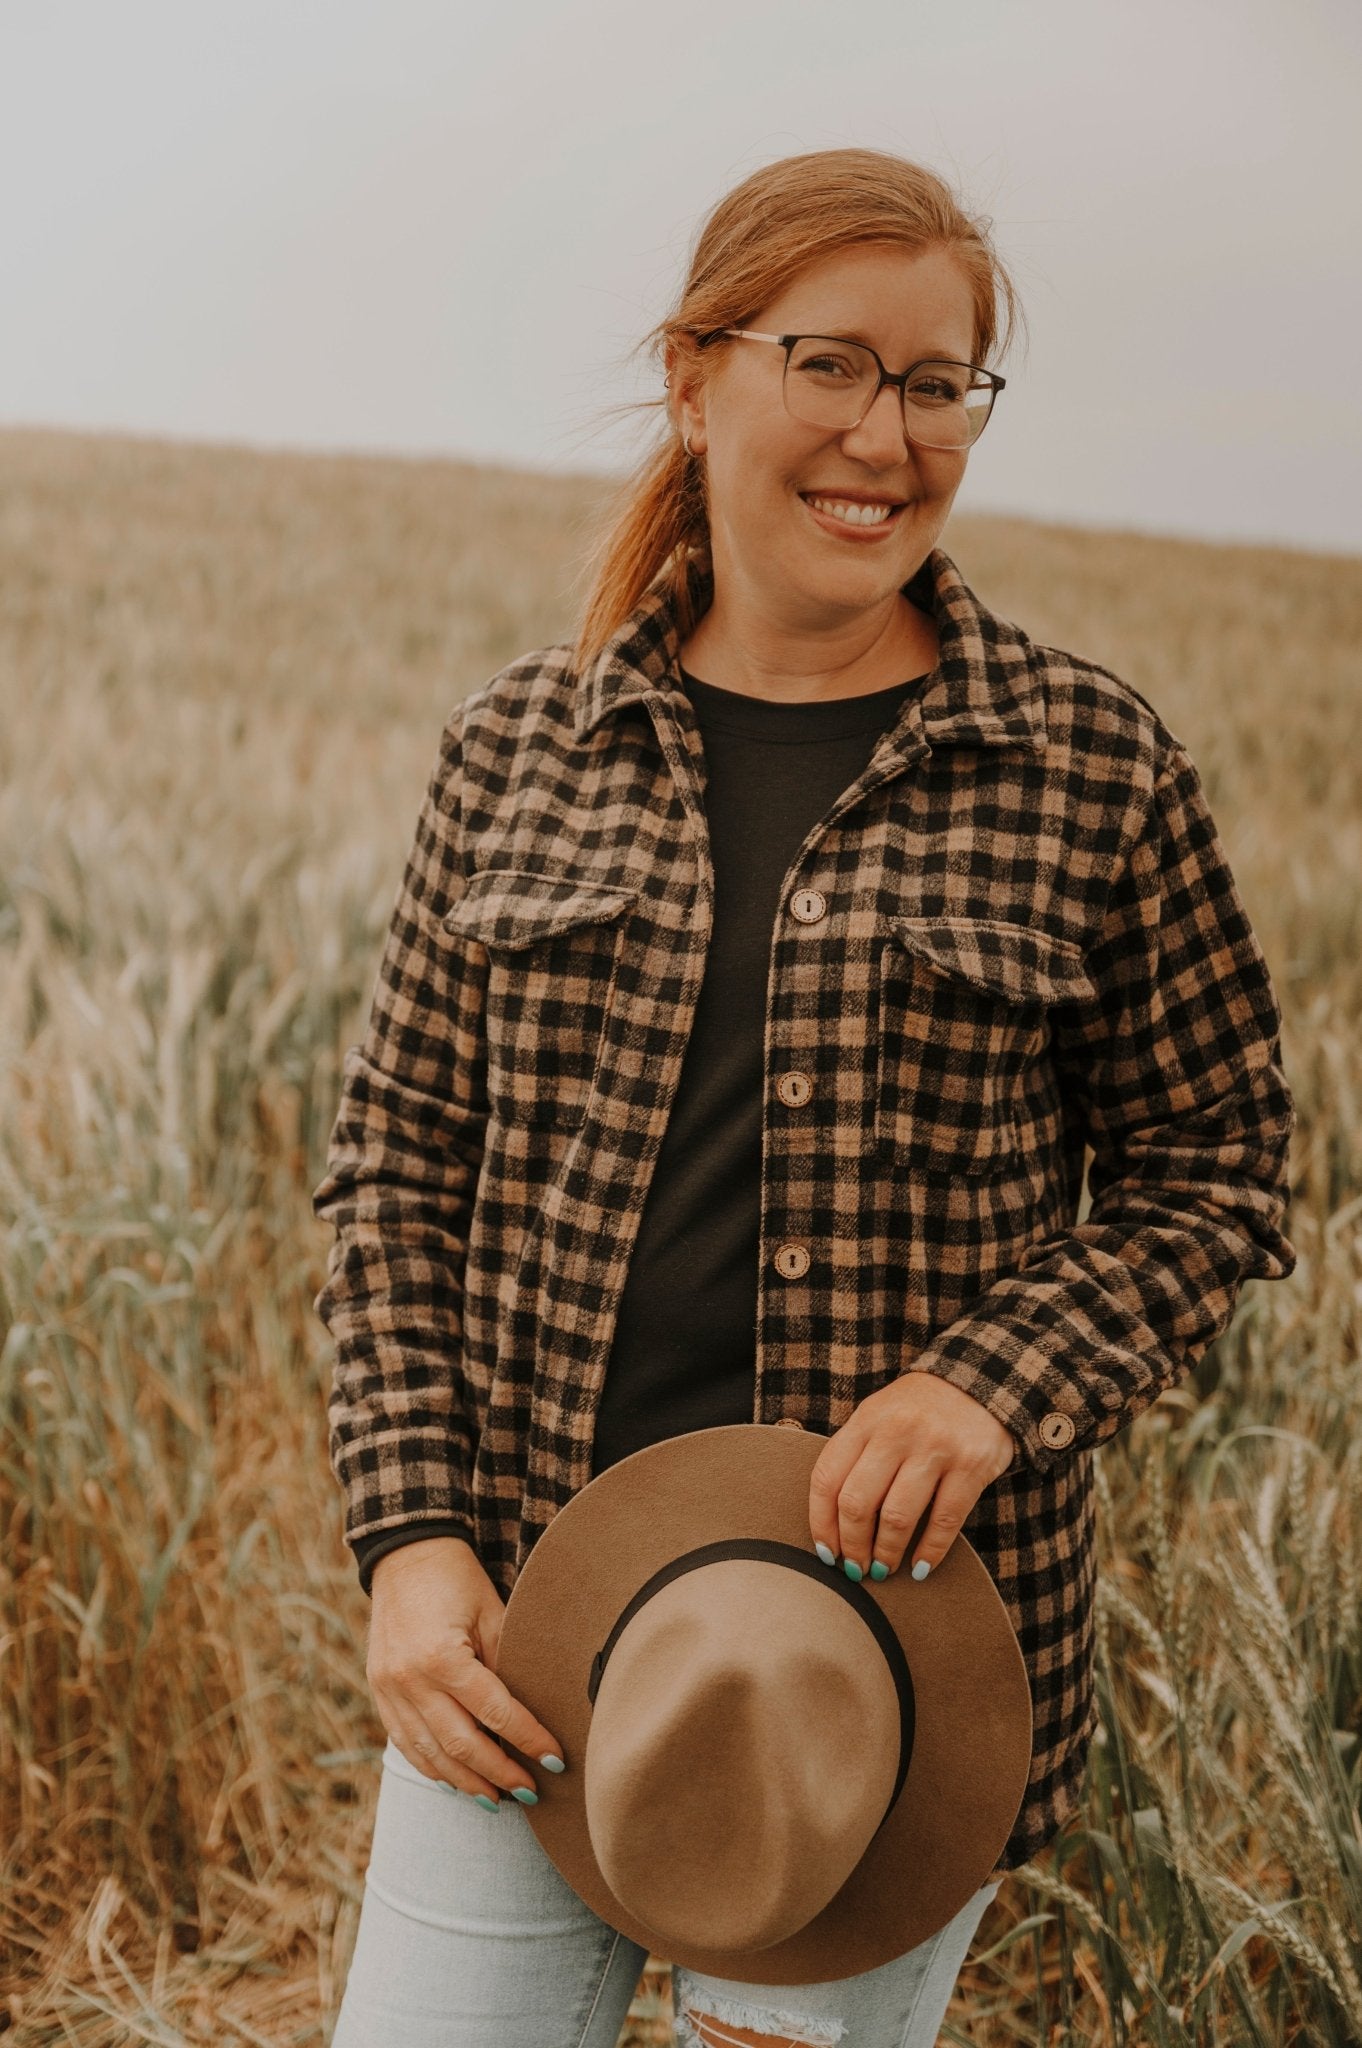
[329,1737,1002,2047]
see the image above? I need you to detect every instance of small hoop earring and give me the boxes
[683,431,694,457]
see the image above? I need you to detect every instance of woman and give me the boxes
[312,147,1298,2046]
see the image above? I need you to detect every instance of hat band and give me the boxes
[586,1536,916,1837]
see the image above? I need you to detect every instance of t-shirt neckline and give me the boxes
[677,664,931,741]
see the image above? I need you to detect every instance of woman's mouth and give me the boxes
[799,492,908,539]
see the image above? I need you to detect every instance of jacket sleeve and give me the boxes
[907,734,1298,1474]
[310,702,489,1578]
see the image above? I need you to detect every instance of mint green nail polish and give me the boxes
[912,1559,931,1581]
[539,1753,566,1773]
[843,1558,863,1582]
[474,1793,499,1811]
[869,1560,889,1581]
[815,1541,837,1567]
[511,1786,539,1804]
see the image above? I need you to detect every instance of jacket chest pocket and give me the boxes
[875,916,1096,1177]
[442,868,640,1131]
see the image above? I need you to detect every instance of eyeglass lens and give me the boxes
[784,337,993,449]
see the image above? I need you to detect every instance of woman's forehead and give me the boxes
[760,242,976,349]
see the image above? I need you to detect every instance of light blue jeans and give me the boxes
[330,1736,1003,2047]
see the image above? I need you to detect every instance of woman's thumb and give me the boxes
[473,1586,506,1673]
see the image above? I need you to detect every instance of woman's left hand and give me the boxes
[808,1373,1017,1582]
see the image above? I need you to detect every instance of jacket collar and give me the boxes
[572,545,1047,755]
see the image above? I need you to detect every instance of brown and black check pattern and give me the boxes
[311,544,1298,1875]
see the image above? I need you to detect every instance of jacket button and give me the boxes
[773,1416,804,1430]
[1039,1412,1076,1449]
[789,888,827,924]
[773,1243,811,1280]
[776,1070,814,1107]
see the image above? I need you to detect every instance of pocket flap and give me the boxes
[442,867,640,951]
[887,916,1097,1006]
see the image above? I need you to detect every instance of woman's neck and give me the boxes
[677,590,938,705]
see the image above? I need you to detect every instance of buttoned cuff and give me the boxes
[905,1332,1090,1477]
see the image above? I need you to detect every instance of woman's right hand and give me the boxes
[366,1535,566,1805]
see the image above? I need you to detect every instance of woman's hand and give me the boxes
[367,1536,567,1806]
[808,1373,1017,1582]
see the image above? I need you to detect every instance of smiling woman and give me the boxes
[314,145,1297,2047]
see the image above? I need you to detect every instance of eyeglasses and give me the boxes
[692,329,1005,451]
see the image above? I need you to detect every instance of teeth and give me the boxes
[807,495,897,527]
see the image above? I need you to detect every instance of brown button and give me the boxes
[776,1070,814,1107]
[773,1417,804,1431]
[789,888,827,925]
[1038,1412,1076,1450]
[772,1243,811,1280]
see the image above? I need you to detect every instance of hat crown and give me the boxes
[583,1559,902,1953]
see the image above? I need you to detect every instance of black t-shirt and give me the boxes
[589,661,929,1477]
[353,657,929,1590]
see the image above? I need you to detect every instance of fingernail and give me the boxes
[511,1786,539,1804]
[869,1560,889,1581]
[539,1753,566,1773]
[912,1559,931,1581]
[815,1542,837,1567]
[843,1559,863,1582]
[474,1793,500,1811]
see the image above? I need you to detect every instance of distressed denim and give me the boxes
[330,1737,1002,2047]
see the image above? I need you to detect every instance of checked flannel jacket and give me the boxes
[311,543,1298,1876]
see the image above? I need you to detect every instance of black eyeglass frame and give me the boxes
[692,327,1006,449]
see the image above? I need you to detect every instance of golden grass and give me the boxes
[1,423,1359,2044]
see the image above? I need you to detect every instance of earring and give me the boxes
[683,431,694,457]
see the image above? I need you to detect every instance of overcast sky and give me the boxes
[3,0,1359,554]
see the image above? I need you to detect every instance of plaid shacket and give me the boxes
[311,544,1298,1876]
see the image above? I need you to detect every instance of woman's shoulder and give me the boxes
[421,645,581,785]
[454,641,578,728]
[1023,634,1190,784]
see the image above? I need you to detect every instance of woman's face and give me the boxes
[676,241,980,625]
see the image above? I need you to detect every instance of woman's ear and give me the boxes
[664,334,706,457]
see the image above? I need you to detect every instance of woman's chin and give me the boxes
[787,545,916,607]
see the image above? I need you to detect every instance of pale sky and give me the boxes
[4,0,1360,553]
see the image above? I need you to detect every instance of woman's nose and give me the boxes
[841,379,913,468]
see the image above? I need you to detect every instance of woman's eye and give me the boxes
[908,376,966,404]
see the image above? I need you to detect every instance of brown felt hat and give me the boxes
[494,1422,1032,1985]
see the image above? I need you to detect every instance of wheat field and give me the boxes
[1,423,1359,2045]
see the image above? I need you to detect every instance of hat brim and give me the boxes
[495,1424,1031,1984]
